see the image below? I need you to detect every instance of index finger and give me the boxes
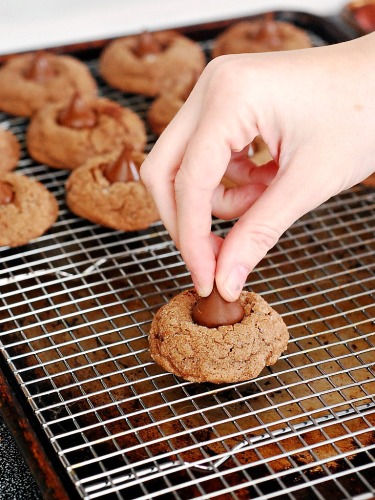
[174,113,258,296]
[140,75,208,245]
[174,136,231,295]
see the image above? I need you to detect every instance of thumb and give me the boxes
[215,165,327,301]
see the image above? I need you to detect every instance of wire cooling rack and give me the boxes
[0,12,375,500]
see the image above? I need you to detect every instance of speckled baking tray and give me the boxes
[1,11,374,500]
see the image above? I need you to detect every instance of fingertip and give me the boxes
[185,234,220,298]
[191,272,214,297]
[216,264,250,302]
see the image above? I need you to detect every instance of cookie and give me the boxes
[66,146,159,231]
[0,173,58,247]
[361,172,375,187]
[148,92,186,136]
[99,30,206,97]
[0,127,20,173]
[0,51,98,117]
[212,15,312,57]
[147,73,197,136]
[26,93,147,170]
[149,289,289,384]
[251,135,273,166]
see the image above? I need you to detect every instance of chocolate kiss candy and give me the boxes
[103,147,140,183]
[24,52,56,83]
[58,93,97,129]
[192,285,245,328]
[354,4,375,32]
[255,13,282,46]
[133,31,163,57]
[0,181,14,205]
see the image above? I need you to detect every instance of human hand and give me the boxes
[141,33,375,301]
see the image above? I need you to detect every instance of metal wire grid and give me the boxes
[0,28,374,500]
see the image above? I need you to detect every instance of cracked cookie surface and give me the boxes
[362,172,375,187]
[99,30,206,97]
[212,20,312,58]
[149,289,289,384]
[26,97,146,170]
[0,172,58,247]
[0,52,97,117]
[148,93,184,136]
[66,150,159,231]
[0,127,20,173]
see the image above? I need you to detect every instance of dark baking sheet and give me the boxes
[1,10,374,500]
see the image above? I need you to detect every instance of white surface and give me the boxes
[0,0,347,55]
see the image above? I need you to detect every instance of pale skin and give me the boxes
[140,32,375,302]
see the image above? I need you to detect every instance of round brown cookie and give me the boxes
[0,173,58,247]
[148,93,184,136]
[0,127,20,173]
[0,51,98,117]
[212,16,312,57]
[26,95,147,170]
[99,30,206,97]
[149,289,289,384]
[147,73,198,136]
[361,172,375,187]
[66,149,159,231]
[251,135,272,166]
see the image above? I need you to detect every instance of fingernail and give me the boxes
[223,265,249,300]
[191,273,212,297]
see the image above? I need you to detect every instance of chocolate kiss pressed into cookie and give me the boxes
[103,146,140,183]
[0,181,14,205]
[58,93,97,129]
[192,285,245,328]
[254,13,282,46]
[23,52,56,83]
[133,31,164,57]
